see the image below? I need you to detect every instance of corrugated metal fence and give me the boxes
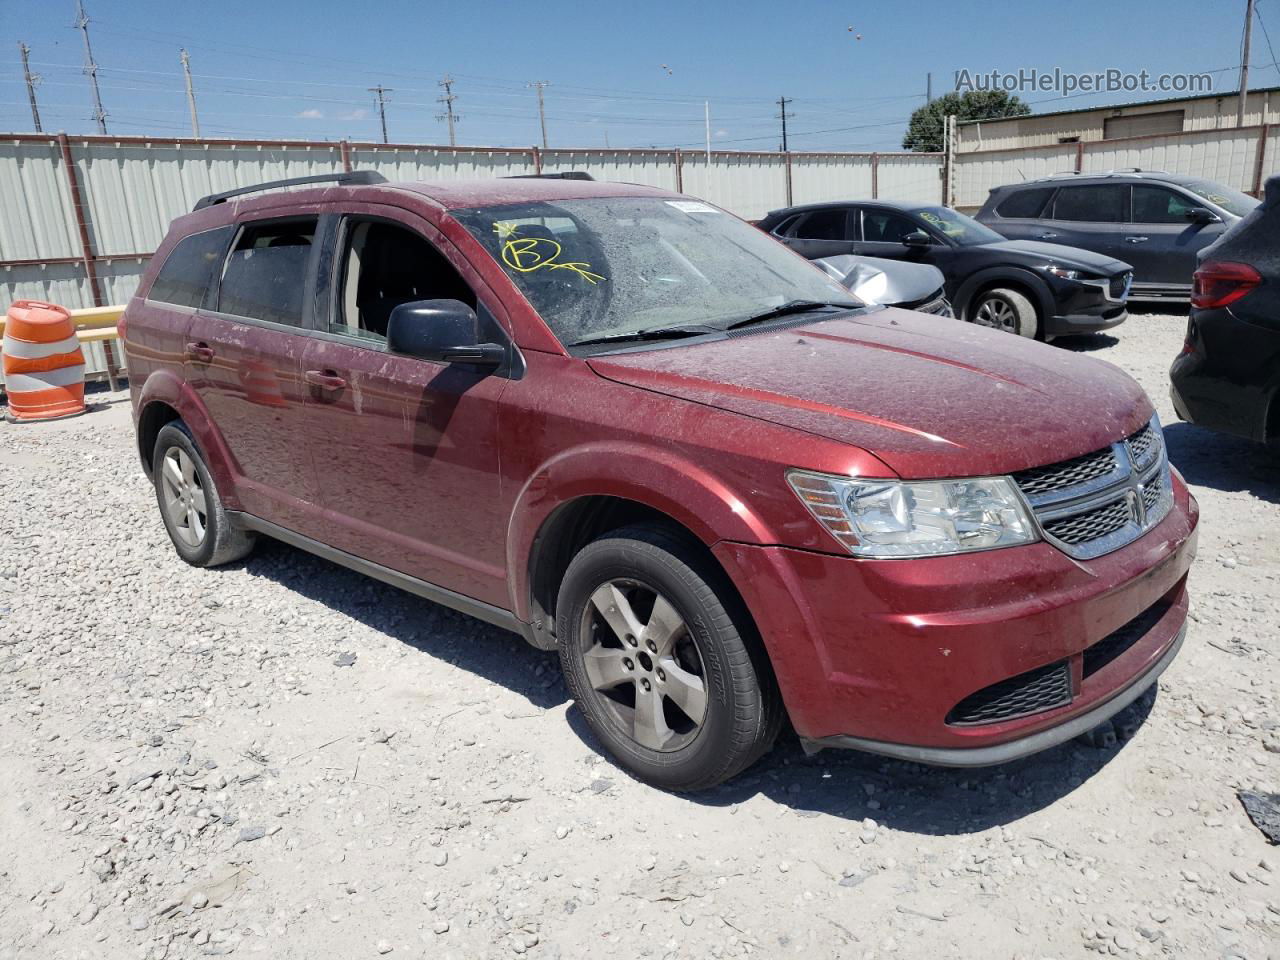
[951,123,1277,211]
[0,133,944,317]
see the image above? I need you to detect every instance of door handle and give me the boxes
[304,369,347,391]
[1124,236,1150,243]
[184,342,215,363]
[1038,233,1058,240]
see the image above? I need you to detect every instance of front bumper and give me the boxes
[1045,306,1128,336]
[1044,273,1130,336]
[713,472,1198,765]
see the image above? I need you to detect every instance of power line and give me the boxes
[19,42,42,132]
[436,74,460,146]
[368,84,391,143]
[74,0,108,134]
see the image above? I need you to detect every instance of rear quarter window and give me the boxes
[994,187,1054,219]
[147,226,235,308]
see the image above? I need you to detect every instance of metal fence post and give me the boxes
[531,145,542,175]
[784,151,793,207]
[1254,124,1270,196]
[674,148,683,193]
[57,132,118,390]
[340,139,352,172]
[871,152,879,199]
[1075,140,1084,173]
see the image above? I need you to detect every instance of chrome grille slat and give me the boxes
[1012,416,1170,561]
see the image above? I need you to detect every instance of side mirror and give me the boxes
[902,231,932,248]
[1185,207,1221,224]
[386,299,505,366]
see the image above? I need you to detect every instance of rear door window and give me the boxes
[218,219,318,326]
[148,226,235,308]
[793,208,852,241]
[1051,185,1128,222]
[995,187,1054,219]
[1132,185,1199,223]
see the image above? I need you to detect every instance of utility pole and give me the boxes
[776,96,793,152]
[180,48,200,138]
[369,84,391,143]
[436,74,460,146]
[704,100,712,166]
[75,0,108,134]
[1239,0,1256,127]
[927,72,933,104]
[529,81,549,149]
[19,42,42,132]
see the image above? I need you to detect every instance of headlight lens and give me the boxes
[1045,265,1081,280]
[787,470,1038,557]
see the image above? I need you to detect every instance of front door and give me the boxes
[777,207,857,260]
[187,214,326,536]
[1128,184,1226,289]
[300,209,511,607]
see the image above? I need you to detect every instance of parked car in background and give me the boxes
[976,170,1259,301]
[813,254,951,316]
[758,201,1132,339]
[1170,174,1280,447]
[121,173,1198,791]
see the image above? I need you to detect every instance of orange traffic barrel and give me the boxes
[2,300,87,422]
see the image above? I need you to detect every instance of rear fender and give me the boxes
[136,369,243,510]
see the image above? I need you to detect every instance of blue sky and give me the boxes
[0,0,1272,151]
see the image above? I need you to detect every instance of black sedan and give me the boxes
[758,200,1133,339]
[1170,174,1280,447]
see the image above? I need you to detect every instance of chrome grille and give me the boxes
[1013,447,1119,496]
[1012,415,1171,561]
[1110,272,1132,300]
[917,295,954,317]
[1042,497,1132,545]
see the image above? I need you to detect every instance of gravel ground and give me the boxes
[1,309,1277,960]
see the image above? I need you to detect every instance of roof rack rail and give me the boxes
[505,171,595,181]
[193,170,387,211]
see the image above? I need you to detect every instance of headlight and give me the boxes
[786,470,1038,557]
[1045,265,1081,280]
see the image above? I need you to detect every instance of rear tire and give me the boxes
[970,287,1039,338]
[556,525,782,792]
[152,421,255,567]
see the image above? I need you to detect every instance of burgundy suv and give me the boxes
[121,172,1199,791]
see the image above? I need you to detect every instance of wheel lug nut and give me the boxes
[641,679,651,691]
[623,658,633,670]
[657,668,665,682]
[626,635,637,646]
[646,640,657,652]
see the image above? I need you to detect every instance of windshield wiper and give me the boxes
[569,324,719,348]
[724,300,857,330]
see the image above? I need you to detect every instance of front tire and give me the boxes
[970,287,1039,338]
[152,421,255,567]
[556,525,782,791]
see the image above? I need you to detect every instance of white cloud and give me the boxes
[338,108,369,121]
[714,129,728,138]
[298,108,324,120]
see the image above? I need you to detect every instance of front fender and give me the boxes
[954,266,1053,322]
[136,370,243,511]
[504,441,775,620]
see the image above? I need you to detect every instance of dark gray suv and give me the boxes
[976,170,1258,301]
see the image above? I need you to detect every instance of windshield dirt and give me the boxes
[451,197,860,348]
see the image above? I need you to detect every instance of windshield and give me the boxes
[1181,179,1259,218]
[451,196,860,348]
[910,206,1006,246]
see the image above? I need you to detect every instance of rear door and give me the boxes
[983,186,1057,241]
[185,214,327,536]
[1037,183,1129,262]
[1129,184,1225,289]
[298,206,512,607]
[775,207,856,259]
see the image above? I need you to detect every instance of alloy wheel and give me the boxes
[974,295,1018,333]
[160,447,209,548]
[578,578,708,752]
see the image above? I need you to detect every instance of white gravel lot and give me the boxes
[1,309,1277,960]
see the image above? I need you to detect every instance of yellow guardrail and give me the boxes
[0,303,126,342]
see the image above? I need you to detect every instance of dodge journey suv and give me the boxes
[122,172,1199,791]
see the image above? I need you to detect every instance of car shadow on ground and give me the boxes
[1051,333,1120,352]
[242,539,566,712]
[1164,422,1279,504]
[241,537,1159,836]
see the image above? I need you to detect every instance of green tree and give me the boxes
[903,90,1030,152]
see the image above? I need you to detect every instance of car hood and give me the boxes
[814,254,945,307]
[982,239,1132,275]
[586,307,1152,479]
